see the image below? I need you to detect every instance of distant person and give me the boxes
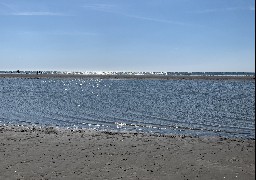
[17,70,20,73]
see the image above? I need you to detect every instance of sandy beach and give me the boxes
[0,73,255,80]
[0,125,254,180]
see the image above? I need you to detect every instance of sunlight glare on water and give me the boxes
[0,78,254,139]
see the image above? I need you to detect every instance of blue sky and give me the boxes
[0,0,255,72]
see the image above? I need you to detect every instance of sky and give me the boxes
[0,0,255,72]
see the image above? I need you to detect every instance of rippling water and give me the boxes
[0,78,255,139]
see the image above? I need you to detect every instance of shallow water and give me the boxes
[0,78,255,139]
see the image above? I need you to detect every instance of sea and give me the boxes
[0,71,255,139]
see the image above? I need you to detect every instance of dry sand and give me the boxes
[0,125,255,180]
[0,73,255,80]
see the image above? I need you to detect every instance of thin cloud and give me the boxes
[0,2,16,11]
[0,2,19,13]
[17,30,98,36]
[192,6,255,14]
[82,3,187,25]
[0,2,71,16]
[51,31,99,36]
[11,11,69,16]
[125,15,187,25]
[83,4,116,11]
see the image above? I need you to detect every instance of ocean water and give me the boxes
[0,77,255,139]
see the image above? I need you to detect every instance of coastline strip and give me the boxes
[0,73,255,80]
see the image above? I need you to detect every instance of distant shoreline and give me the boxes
[0,73,255,80]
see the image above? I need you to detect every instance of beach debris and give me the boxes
[44,127,58,134]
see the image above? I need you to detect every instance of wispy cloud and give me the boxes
[0,2,71,16]
[11,11,68,16]
[0,2,17,11]
[82,3,116,12]
[125,15,187,25]
[82,3,187,25]
[17,30,98,36]
[51,31,98,36]
[192,6,255,14]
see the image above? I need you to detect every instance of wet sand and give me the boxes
[0,125,255,180]
[0,73,255,80]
